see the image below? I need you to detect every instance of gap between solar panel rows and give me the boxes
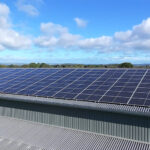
[0,69,149,107]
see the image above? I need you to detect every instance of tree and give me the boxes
[8,64,19,68]
[118,62,133,68]
[39,63,50,68]
[28,63,39,68]
[0,64,7,68]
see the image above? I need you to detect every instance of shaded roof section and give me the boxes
[0,68,150,108]
[0,116,149,150]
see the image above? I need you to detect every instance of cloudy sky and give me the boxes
[0,0,150,64]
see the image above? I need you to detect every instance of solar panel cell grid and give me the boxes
[118,92,132,97]
[88,95,101,101]
[76,94,90,100]
[93,90,106,95]
[129,98,146,105]
[144,100,150,106]
[113,97,128,104]
[105,91,120,96]
[82,89,94,94]
[136,88,150,93]
[0,68,149,107]
[100,96,115,102]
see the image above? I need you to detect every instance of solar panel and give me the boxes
[0,68,149,107]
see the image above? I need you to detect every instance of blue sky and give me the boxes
[0,0,150,64]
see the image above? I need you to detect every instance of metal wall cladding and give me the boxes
[0,99,149,143]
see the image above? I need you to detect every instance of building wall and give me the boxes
[0,99,149,143]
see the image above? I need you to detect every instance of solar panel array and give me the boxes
[0,68,149,107]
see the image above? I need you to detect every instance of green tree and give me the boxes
[0,64,7,68]
[28,63,39,68]
[8,64,19,68]
[118,62,133,68]
[39,63,50,68]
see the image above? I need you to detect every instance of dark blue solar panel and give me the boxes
[64,93,77,99]
[0,68,149,107]
[114,82,126,86]
[122,87,136,92]
[87,95,101,102]
[129,98,145,105]
[113,97,128,104]
[144,100,150,106]
[54,92,66,98]
[136,88,150,93]
[97,86,110,90]
[75,94,89,100]
[132,92,148,99]
[61,88,73,93]
[87,85,99,90]
[82,89,94,94]
[71,88,82,93]
[110,86,123,91]
[125,83,139,86]
[139,83,150,88]
[36,91,56,97]
[100,96,115,102]
[118,92,132,97]
[105,91,120,96]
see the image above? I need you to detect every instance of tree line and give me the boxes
[0,62,141,68]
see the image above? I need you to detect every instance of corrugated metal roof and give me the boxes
[0,116,149,150]
[0,137,42,150]
[0,93,150,117]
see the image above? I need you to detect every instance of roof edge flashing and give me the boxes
[0,94,149,117]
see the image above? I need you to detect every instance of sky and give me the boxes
[0,0,150,64]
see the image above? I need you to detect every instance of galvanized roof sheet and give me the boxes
[0,137,42,150]
[0,116,149,150]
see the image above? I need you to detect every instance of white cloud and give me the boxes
[78,36,112,50]
[0,29,31,50]
[0,3,31,50]
[114,18,150,50]
[74,18,87,28]
[133,18,150,38]
[35,22,81,49]
[16,0,40,16]
[0,3,9,16]
[1,2,150,54]
[35,22,113,51]
[0,3,10,28]
[40,23,68,35]
[35,18,150,52]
